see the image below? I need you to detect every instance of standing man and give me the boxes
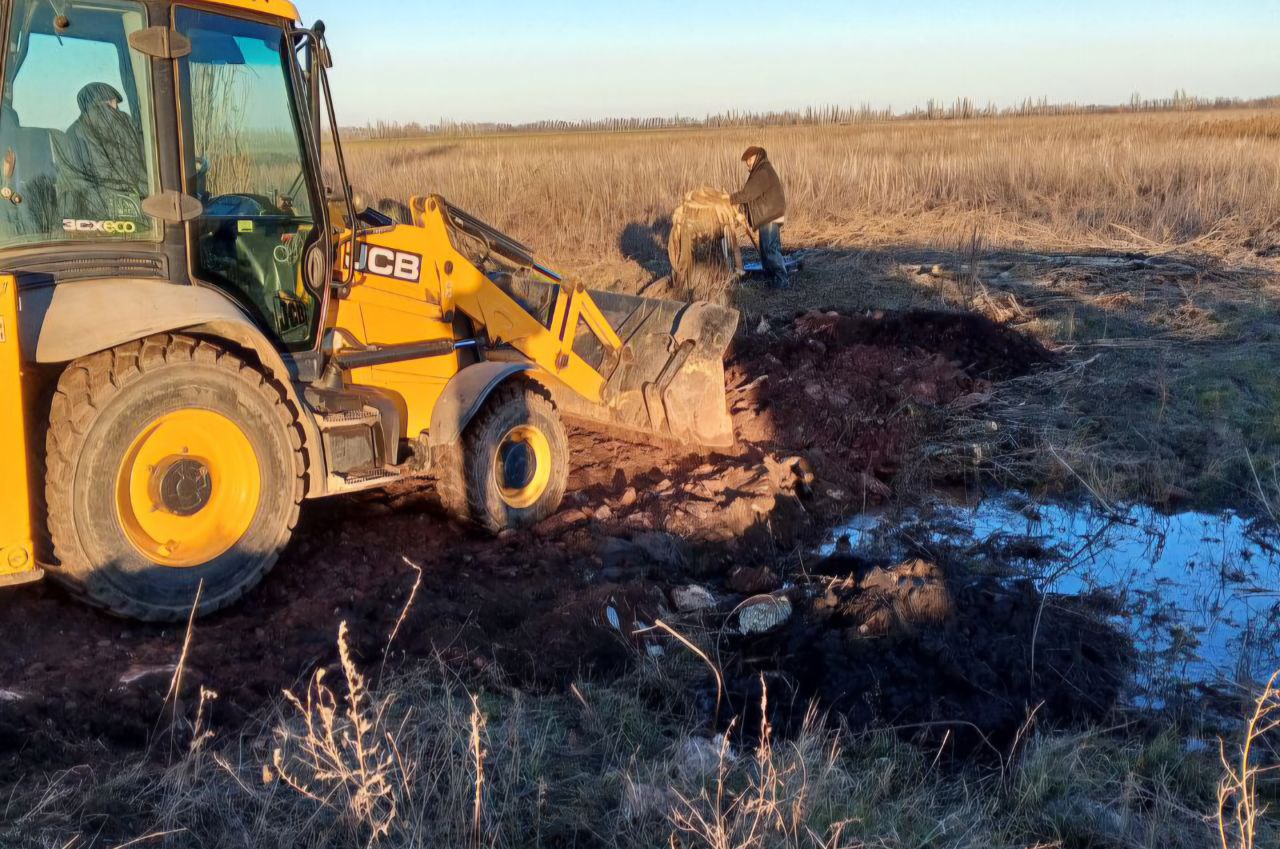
[731,146,788,290]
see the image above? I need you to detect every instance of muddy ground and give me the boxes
[1,307,1116,788]
[739,245,1280,509]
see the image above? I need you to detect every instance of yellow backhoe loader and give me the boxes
[0,0,737,620]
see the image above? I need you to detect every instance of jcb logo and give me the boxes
[351,244,421,283]
[63,219,138,234]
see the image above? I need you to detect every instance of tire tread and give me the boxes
[43,334,307,620]
[434,379,566,532]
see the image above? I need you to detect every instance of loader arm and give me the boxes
[407,195,623,405]
[398,195,739,447]
[333,194,736,447]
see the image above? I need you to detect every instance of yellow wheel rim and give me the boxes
[495,424,552,509]
[114,409,261,568]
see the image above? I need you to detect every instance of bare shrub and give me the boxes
[1218,671,1280,849]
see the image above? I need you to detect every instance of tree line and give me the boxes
[346,93,1280,140]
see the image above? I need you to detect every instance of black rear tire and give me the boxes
[44,335,306,621]
[436,380,568,532]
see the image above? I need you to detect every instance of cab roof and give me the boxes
[199,0,300,23]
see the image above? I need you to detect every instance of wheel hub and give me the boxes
[115,408,261,568]
[494,424,552,509]
[155,458,213,516]
[499,441,536,492]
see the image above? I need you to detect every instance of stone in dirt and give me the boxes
[533,507,589,536]
[597,537,642,572]
[631,531,686,567]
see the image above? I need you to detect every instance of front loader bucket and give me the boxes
[548,289,740,449]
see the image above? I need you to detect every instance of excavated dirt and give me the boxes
[791,309,1057,381]
[0,308,1100,784]
[722,555,1131,752]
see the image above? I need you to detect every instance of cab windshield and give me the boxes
[0,0,160,248]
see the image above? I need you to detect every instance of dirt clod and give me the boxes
[728,565,777,594]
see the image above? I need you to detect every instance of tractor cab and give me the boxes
[0,0,336,360]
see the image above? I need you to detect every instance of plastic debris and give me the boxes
[670,584,716,613]
[737,594,792,634]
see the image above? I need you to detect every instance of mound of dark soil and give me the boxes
[729,315,993,499]
[725,555,1131,751]
[793,309,1057,380]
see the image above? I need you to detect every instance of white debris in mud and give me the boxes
[117,663,180,687]
[670,584,716,613]
[737,594,793,634]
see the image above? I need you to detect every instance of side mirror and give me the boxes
[313,20,332,68]
[297,36,321,153]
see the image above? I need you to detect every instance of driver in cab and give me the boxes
[56,82,147,224]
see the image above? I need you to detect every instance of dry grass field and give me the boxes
[344,110,1280,274]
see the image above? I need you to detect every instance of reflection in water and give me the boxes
[825,496,1280,701]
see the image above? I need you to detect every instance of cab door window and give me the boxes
[0,0,159,247]
[175,7,320,353]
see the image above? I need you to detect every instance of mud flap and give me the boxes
[549,290,739,449]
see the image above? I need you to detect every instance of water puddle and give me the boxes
[824,495,1280,703]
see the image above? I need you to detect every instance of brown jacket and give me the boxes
[730,154,785,229]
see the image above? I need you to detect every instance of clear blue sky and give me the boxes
[303,0,1280,125]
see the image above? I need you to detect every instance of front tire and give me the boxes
[436,380,568,532]
[44,335,305,621]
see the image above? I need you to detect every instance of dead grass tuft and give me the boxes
[1218,671,1280,849]
[6,627,1267,849]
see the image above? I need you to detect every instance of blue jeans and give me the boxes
[758,221,789,289]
